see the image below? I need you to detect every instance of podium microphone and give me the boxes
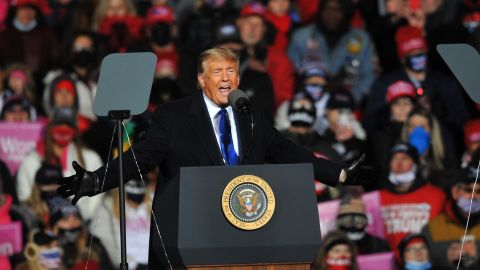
[228,89,250,113]
[228,89,254,164]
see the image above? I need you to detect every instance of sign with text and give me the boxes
[0,122,44,174]
[0,222,23,256]
[318,191,386,239]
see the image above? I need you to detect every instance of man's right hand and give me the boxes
[57,161,100,204]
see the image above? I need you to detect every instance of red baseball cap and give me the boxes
[395,26,428,59]
[146,6,174,25]
[465,119,480,146]
[54,79,76,97]
[240,2,266,17]
[386,80,416,104]
[13,0,52,15]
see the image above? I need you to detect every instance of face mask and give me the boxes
[58,226,82,245]
[13,18,37,32]
[326,256,351,270]
[345,231,365,241]
[408,127,430,156]
[405,261,432,270]
[51,125,76,147]
[125,180,146,204]
[151,23,172,46]
[39,247,62,269]
[337,213,368,241]
[405,53,427,73]
[288,110,315,127]
[288,99,316,127]
[72,50,94,68]
[126,192,145,204]
[456,197,480,213]
[389,164,417,186]
[304,84,324,101]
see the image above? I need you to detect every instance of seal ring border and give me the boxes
[222,175,276,230]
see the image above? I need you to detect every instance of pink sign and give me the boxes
[0,222,23,256]
[318,191,385,239]
[358,252,396,270]
[0,122,44,174]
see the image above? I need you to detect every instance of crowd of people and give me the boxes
[0,0,480,269]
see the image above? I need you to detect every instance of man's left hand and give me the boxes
[341,154,376,186]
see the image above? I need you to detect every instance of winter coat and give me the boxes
[288,24,376,103]
[16,143,103,220]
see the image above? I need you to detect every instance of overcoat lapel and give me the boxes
[187,92,224,165]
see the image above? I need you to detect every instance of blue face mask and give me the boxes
[405,53,427,73]
[405,261,432,270]
[13,18,37,32]
[304,84,324,101]
[408,127,431,156]
[457,197,480,213]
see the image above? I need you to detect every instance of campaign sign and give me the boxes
[358,252,396,270]
[318,191,385,239]
[0,222,23,256]
[0,122,44,174]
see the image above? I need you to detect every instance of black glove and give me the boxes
[343,154,377,186]
[57,161,100,204]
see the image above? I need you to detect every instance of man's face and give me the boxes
[54,89,75,108]
[73,35,94,52]
[237,16,265,47]
[198,57,240,106]
[390,152,414,174]
[404,242,429,263]
[319,1,344,33]
[452,183,480,201]
[16,6,36,26]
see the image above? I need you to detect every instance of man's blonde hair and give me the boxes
[197,47,240,74]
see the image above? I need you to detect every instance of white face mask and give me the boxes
[346,231,365,241]
[389,164,417,185]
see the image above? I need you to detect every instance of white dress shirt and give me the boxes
[203,93,240,163]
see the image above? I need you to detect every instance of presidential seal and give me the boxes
[221,175,275,230]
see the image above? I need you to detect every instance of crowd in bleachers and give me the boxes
[1,0,480,269]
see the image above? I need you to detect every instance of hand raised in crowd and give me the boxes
[342,154,377,186]
[57,161,100,204]
[403,5,426,30]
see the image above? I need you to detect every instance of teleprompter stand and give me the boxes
[93,53,157,270]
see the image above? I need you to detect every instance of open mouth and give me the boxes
[219,85,231,94]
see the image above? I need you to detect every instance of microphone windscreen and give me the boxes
[228,89,250,111]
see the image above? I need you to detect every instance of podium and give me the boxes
[150,164,321,269]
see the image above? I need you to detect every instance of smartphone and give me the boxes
[409,0,421,11]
